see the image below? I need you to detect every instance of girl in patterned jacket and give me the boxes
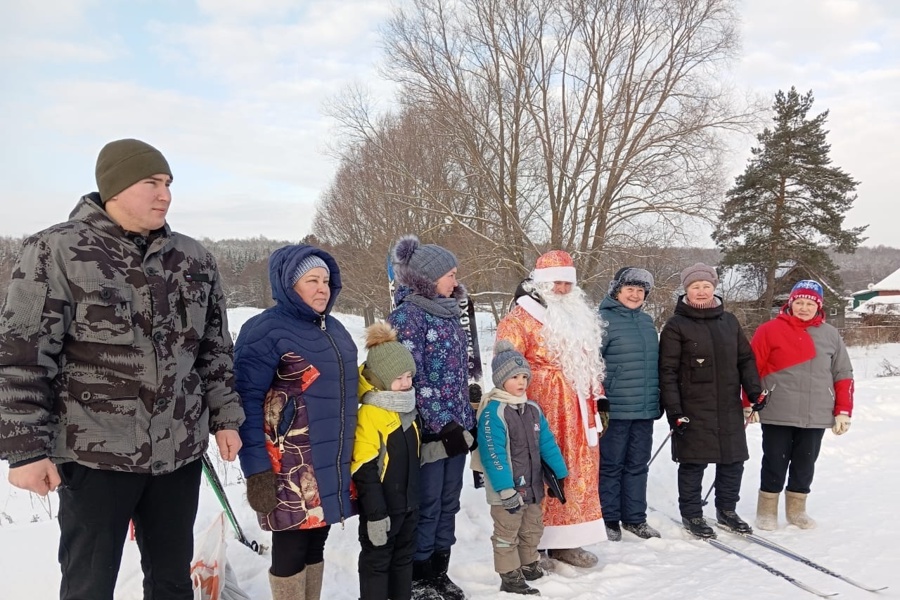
[387,235,475,600]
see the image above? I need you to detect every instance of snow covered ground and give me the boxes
[2,308,898,600]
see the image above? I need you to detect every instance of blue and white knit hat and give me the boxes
[789,279,824,310]
[291,255,330,286]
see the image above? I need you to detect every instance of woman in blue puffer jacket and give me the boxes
[234,244,358,600]
[598,267,662,542]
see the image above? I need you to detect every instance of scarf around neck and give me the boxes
[403,293,461,318]
[361,388,418,429]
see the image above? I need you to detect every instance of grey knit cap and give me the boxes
[491,340,532,389]
[393,235,458,284]
[680,262,718,289]
[362,323,416,391]
[291,255,330,286]
[608,266,654,299]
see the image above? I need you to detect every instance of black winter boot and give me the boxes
[432,550,466,600]
[499,569,541,596]
[520,561,545,581]
[411,558,442,600]
[716,509,753,534]
[682,516,716,539]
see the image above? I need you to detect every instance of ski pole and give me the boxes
[201,453,264,554]
[648,431,672,467]
[701,388,774,506]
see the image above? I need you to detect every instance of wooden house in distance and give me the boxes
[851,267,900,313]
[719,262,845,329]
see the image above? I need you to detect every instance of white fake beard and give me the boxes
[536,281,607,399]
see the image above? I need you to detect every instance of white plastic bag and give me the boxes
[191,512,251,600]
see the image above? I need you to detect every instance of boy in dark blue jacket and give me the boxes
[472,341,567,596]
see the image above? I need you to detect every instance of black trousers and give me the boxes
[271,525,331,577]
[678,461,744,518]
[358,509,419,600]
[57,458,202,600]
[760,424,825,494]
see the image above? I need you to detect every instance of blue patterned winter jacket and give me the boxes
[388,285,475,436]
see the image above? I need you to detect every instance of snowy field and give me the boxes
[1,307,898,600]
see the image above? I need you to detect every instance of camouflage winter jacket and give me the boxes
[0,193,244,474]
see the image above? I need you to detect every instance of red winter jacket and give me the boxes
[749,308,853,428]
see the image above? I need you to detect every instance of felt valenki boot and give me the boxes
[786,491,816,529]
[269,569,306,600]
[756,490,780,531]
[305,562,324,599]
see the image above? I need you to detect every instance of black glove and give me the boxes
[439,421,470,457]
[246,471,278,514]
[751,390,769,412]
[596,396,611,413]
[668,413,689,436]
[469,383,483,405]
[468,426,478,451]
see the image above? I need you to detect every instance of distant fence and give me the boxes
[839,324,900,346]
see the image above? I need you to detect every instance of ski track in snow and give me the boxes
[1,309,898,600]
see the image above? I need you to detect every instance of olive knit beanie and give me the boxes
[95,138,172,202]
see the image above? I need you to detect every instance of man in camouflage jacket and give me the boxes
[0,138,244,600]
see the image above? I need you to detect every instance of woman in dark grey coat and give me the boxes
[658,263,762,538]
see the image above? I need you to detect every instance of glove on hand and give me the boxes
[668,413,689,435]
[598,412,610,436]
[246,471,278,514]
[367,516,391,547]
[499,489,525,514]
[469,383,483,410]
[832,414,851,435]
[440,422,470,457]
[743,407,759,424]
[751,390,769,412]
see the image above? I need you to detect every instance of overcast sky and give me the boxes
[1,0,897,247]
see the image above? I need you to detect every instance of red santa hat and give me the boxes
[532,250,577,283]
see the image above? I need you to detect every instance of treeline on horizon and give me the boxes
[0,234,897,326]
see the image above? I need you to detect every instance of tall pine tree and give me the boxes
[714,87,866,309]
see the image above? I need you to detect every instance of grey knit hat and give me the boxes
[291,255,330,286]
[608,266,654,299]
[393,235,458,284]
[362,323,416,391]
[680,262,718,289]
[95,138,172,202]
[491,340,532,389]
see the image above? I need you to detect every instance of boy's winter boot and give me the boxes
[411,557,443,600]
[755,490,780,531]
[499,568,541,596]
[431,550,466,600]
[681,516,716,539]
[520,560,546,581]
[786,491,816,529]
[605,520,622,541]
[716,509,753,534]
[622,521,661,539]
[305,562,324,600]
[268,569,306,600]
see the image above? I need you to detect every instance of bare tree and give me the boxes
[367,0,756,282]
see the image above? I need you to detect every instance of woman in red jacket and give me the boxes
[749,280,853,531]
